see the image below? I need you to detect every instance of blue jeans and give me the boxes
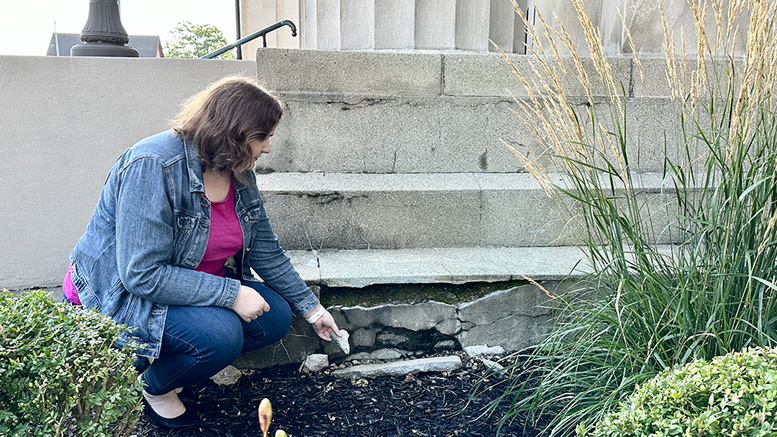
[141,281,292,395]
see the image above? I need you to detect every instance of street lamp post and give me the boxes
[71,0,138,57]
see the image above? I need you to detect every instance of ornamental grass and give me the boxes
[476,0,777,435]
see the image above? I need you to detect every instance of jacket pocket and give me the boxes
[172,211,200,264]
[70,262,100,311]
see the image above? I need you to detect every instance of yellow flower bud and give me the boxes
[258,398,272,437]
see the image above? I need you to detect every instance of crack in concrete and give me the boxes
[455,311,550,332]
[471,174,484,246]
[327,98,387,110]
[280,192,368,205]
[440,54,447,96]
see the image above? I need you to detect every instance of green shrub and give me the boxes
[0,289,142,436]
[583,347,777,436]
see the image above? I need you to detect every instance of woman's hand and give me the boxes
[231,285,270,322]
[304,305,342,341]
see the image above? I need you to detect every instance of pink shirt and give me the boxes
[63,265,81,305]
[63,179,243,305]
[195,178,243,276]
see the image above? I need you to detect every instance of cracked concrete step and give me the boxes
[256,50,687,174]
[285,246,592,288]
[259,171,676,250]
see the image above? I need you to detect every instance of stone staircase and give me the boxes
[255,49,595,284]
[234,48,676,368]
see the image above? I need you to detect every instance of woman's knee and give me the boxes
[241,286,293,349]
[257,293,292,344]
[203,311,245,361]
[267,296,292,340]
[166,306,244,363]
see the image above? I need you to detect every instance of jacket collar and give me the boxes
[182,136,205,194]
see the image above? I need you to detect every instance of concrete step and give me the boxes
[259,171,675,250]
[285,246,591,288]
[256,49,682,174]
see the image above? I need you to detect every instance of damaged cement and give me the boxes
[329,281,556,355]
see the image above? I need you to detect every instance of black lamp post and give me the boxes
[71,0,138,57]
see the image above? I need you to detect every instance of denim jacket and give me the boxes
[69,130,319,358]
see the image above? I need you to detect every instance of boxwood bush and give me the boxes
[0,289,142,436]
[584,347,777,436]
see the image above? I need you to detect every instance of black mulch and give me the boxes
[132,353,547,437]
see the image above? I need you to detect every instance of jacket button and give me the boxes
[244,216,249,222]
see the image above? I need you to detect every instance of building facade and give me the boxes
[239,0,746,59]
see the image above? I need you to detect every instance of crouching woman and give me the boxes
[65,76,341,429]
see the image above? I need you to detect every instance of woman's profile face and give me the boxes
[242,127,275,172]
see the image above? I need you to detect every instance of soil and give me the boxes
[131,352,546,437]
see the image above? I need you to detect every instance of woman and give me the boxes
[65,76,341,428]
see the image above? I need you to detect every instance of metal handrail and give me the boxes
[201,20,297,59]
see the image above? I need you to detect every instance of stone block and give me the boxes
[458,284,553,325]
[258,173,482,251]
[433,340,457,351]
[340,0,374,49]
[299,354,330,373]
[434,318,461,336]
[334,301,457,331]
[415,0,456,49]
[292,247,588,288]
[463,345,505,357]
[261,94,520,174]
[475,173,580,247]
[284,250,320,284]
[350,327,378,348]
[495,94,706,175]
[255,49,442,95]
[375,0,415,49]
[375,331,410,347]
[347,348,407,361]
[457,313,551,352]
[332,356,462,378]
[211,365,243,385]
[443,53,633,98]
[630,57,739,100]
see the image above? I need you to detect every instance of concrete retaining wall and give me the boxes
[0,56,256,290]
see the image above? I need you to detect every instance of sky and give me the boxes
[0,0,238,56]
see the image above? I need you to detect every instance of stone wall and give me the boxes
[234,282,557,368]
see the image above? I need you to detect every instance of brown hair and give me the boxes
[171,76,283,176]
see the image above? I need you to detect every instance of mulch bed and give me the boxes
[131,352,546,436]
